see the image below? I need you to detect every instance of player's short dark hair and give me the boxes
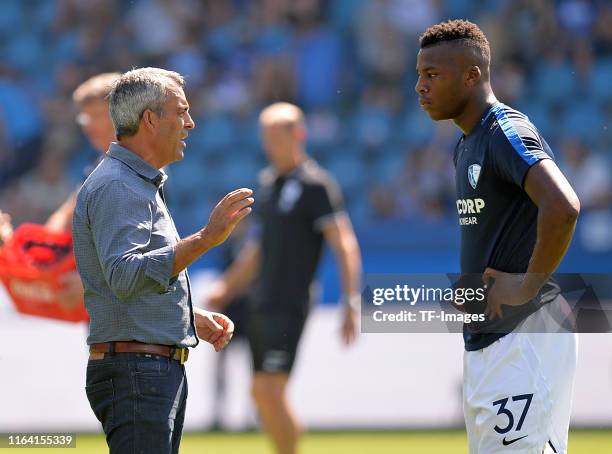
[420,20,490,64]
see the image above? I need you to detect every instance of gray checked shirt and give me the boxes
[73,143,198,348]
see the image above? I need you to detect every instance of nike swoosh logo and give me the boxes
[502,435,528,446]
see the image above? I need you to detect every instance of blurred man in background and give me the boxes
[44,72,120,232]
[416,20,580,453]
[0,72,119,305]
[207,102,362,454]
[0,72,119,238]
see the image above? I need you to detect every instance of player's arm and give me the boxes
[485,161,580,318]
[86,182,176,299]
[523,159,580,278]
[322,213,362,307]
[45,192,77,232]
[308,173,361,344]
[206,239,261,311]
[0,209,14,244]
[321,213,362,345]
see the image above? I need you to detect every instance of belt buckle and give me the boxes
[178,348,187,365]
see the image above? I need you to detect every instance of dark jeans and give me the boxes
[85,353,188,454]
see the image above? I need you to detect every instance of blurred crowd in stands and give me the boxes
[0,0,610,253]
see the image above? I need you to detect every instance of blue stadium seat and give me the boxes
[561,100,605,141]
[214,155,261,194]
[168,158,207,203]
[50,31,79,64]
[441,0,476,19]
[516,101,555,139]
[371,154,406,184]
[6,31,45,73]
[326,155,366,193]
[395,107,436,145]
[327,0,367,31]
[532,61,578,104]
[189,114,237,150]
[234,114,261,148]
[345,195,370,226]
[171,195,217,238]
[0,0,23,35]
[206,23,240,58]
[350,108,392,148]
[29,0,57,29]
[305,109,344,147]
[254,26,291,55]
[589,57,612,101]
[323,143,368,163]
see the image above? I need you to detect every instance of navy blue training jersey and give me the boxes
[454,103,560,351]
[251,159,345,318]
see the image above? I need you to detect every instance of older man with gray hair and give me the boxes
[72,67,254,453]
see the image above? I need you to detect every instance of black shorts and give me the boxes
[248,314,307,374]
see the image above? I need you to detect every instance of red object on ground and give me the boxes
[0,223,88,322]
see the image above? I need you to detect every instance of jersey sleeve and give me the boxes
[306,173,346,231]
[489,117,553,189]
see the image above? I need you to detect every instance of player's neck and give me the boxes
[276,151,307,176]
[118,137,165,169]
[454,90,498,136]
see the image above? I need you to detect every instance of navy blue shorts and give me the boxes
[248,314,307,374]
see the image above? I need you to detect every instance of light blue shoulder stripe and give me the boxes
[491,103,540,165]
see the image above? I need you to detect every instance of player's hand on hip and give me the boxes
[483,268,534,320]
[194,308,234,352]
[204,188,254,248]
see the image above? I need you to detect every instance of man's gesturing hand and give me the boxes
[194,307,235,352]
[204,188,254,248]
[171,189,254,277]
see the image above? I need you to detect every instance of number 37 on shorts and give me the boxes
[492,393,534,446]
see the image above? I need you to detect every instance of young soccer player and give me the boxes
[416,20,580,453]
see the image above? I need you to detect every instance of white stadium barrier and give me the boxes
[1,271,611,432]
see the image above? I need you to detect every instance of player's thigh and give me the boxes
[464,332,566,453]
[518,332,577,453]
[131,357,187,453]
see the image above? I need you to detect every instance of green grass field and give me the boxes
[4,430,611,453]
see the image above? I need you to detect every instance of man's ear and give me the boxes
[141,109,158,133]
[465,65,482,87]
[293,123,307,142]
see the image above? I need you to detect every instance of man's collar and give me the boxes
[107,143,166,187]
[274,158,312,181]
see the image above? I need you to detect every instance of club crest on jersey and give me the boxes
[468,164,481,189]
[278,179,303,212]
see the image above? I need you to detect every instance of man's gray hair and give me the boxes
[109,67,185,139]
